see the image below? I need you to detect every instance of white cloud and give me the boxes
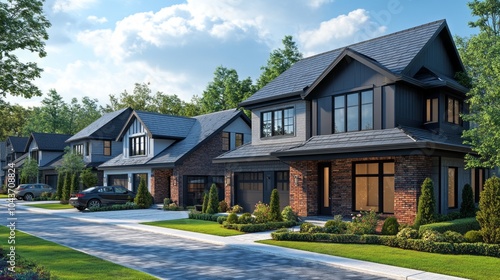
[298,9,386,56]
[52,0,98,13]
[306,0,334,9]
[87,15,107,24]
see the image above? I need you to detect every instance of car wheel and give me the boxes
[87,199,101,208]
[23,193,34,201]
[76,206,86,211]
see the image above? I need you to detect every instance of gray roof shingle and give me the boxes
[7,136,29,153]
[28,133,72,151]
[241,20,446,106]
[134,111,196,139]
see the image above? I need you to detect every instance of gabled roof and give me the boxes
[117,111,196,141]
[66,107,132,142]
[241,19,462,107]
[6,136,29,153]
[26,133,72,152]
[100,109,246,168]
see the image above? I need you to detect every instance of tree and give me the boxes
[0,100,31,139]
[56,147,85,175]
[460,184,476,218]
[20,157,38,183]
[269,189,282,222]
[69,172,78,196]
[0,0,51,99]
[61,170,72,203]
[80,168,98,188]
[468,0,500,36]
[206,183,219,214]
[134,176,152,209]
[476,176,500,243]
[55,172,65,199]
[201,192,209,213]
[105,82,155,112]
[414,178,436,228]
[256,35,302,90]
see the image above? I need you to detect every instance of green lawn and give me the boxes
[27,203,74,210]
[143,218,244,237]
[259,240,500,280]
[0,227,158,280]
[0,194,9,198]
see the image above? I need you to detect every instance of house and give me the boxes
[99,109,251,205]
[2,136,29,186]
[0,141,6,185]
[25,132,72,187]
[65,107,133,185]
[215,20,491,224]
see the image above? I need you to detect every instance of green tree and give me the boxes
[476,176,500,243]
[61,171,72,203]
[468,0,500,36]
[414,178,436,228]
[69,172,78,195]
[80,168,98,188]
[206,183,219,214]
[20,157,38,183]
[202,192,209,213]
[56,147,85,175]
[269,189,282,222]
[0,100,31,139]
[55,172,65,199]
[134,177,153,208]
[0,0,51,99]
[105,82,155,112]
[460,184,476,217]
[256,35,302,89]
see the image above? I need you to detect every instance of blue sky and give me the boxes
[11,0,479,108]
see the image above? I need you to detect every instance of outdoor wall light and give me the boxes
[294,175,300,185]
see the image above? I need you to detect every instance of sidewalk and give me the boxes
[16,202,466,280]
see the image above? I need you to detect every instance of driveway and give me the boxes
[1,203,464,280]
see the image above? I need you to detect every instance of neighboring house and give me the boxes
[99,109,251,205]
[215,20,491,224]
[65,107,133,186]
[25,132,72,187]
[0,141,6,185]
[2,136,29,186]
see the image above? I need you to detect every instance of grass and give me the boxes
[27,203,74,210]
[0,227,157,280]
[259,240,500,280]
[143,218,244,237]
[0,194,9,198]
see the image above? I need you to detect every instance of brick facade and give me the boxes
[151,168,172,203]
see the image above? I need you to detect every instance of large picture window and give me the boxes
[261,108,294,137]
[354,161,394,213]
[130,135,145,156]
[334,90,373,133]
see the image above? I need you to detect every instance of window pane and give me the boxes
[432,98,439,122]
[383,162,394,174]
[361,90,373,104]
[262,112,272,137]
[448,167,456,208]
[347,106,359,131]
[334,95,345,109]
[284,108,294,135]
[361,104,373,130]
[334,108,345,133]
[273,110,283,135]
[454,99,460,124]
[356,163,367,174]
[347,93,358,106]
[426,99,431,122]
[383,177,395,213]
[355,177,379,211]
[447,98,454,123]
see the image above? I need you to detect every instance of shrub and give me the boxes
[162,198,172,210]
[443,230,465,243]
[217,215,227,224]
[418,217,480,234]
[347,210,378,235]
[224,221,296,233]
[476,176,500,244]
[206,184,219,214]
[253,201,270,223]
[300,222,316,233]
[414,177,436,228]
[188,212,218,221]
[218,200,229,213]
[238,212,254,224]
[269,189,282,222]
[70,172,78,195]
[60,171,72,203]
[460,184,476,218]
[89,202,140,212]
[56,172,65,200]
[397,227,419,239]
[80,168,97,189]
[465,230,483,243]
[226,212,238,224]
[134,177,153,209]
[281,206,299,223]
[381,217,400,235]
[201,192,209,213]
[231,204,243,213]
[324,215,348,234]
[164,202,182,211]
[421,230,446,242]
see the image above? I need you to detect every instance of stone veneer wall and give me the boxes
[289,155,433,224]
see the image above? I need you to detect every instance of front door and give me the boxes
[318,163,331,215]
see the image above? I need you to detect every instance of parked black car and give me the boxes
[69,186,136,211]
[13,183,56,201]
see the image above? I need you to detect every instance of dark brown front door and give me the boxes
[318,163,331,215]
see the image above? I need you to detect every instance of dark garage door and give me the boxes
[107,174,128,188]
[235,172,263,213]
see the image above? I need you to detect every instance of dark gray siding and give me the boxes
[382,85,396,129]
[394,84,424,127]
[407,32,457,77]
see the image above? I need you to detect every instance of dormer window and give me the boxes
[261,108,295,138]
[426,98,439,123]
[446,96,461,125]
[130,135,146,156]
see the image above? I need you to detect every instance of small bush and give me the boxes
[226,212,238,224]
[223,221,296,233]
[88,202,140,212]
[281,206,299,223]
[217,215,227,224]
[476,176,500,244]
[300,222,316,233]
[218,200,229,213]
[269,189,282,222]
[188,212,219,222]
[421,230,446,242]
[134,177,153,209]
[324,215,348,234]
[347,210,378,235]
[465,230,484,243]
[206,184,219,214]
[238,212,254,224]
[397,227,419,239]
[443,230,465,243]
[460,184,476,218]
[231,204,243,213]
[414,177,436,228]
[381,217,400,235]
[164,202,182,211]
[202,192,209,213]
[253,201,270,223]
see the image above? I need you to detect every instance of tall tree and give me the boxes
[0,100,31,139]
[460,0,500,168]
[20,157,38,183]
[0,0,51,99]
[256,35,302,90]
[105,82,155,112]
[40,89,66,133]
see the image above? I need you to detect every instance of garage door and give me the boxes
[235,172,263,213]
[107,174,128,188]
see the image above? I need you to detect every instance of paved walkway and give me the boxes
[1,201,465,280]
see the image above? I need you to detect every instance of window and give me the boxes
[354,162,394,213]
[187,176,207,206]
[446,97,461,125]
[471,168,486,203]
[275,171,290,192]
[426,98,439,123]
[222,132,230,151]
[261,108,294,137]
[448,167,458,208]
[103,141,111,156]
[73,144,84,155]
[85,142,90,156]
[130,135,145,156]
[30,150,39,163]
[334,90,373,133]
[235,133,244,148]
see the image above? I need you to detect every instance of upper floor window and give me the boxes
[261,108,294,138]
[446,97,461,125]
[130,135,145,156]
[85,141,90,156]
[74,144,84,155]
[334,90,373,133]
[30,151,39,163]
[222,132,230,151]
[448,167,458,208]
[103,141,111,156]
[235,133,244,148]
[426,98,439,123]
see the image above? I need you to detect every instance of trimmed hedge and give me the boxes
[270,231,500,257]
[188,212,219,222]
[88,202,141,212]
[223,221,297,233]
[418,217,480,234]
